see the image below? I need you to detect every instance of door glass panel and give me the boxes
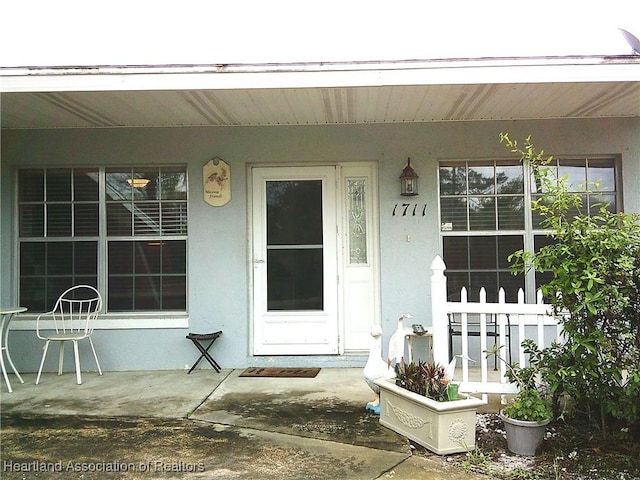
[266,180,324,310]
[347,179,367,264]
[267,181,323,245]
[267,249,323,310]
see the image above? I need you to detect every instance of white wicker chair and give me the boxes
[35,285,103,385]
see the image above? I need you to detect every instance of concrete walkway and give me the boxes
[1,368,492,479]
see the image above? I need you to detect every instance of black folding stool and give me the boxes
[186,331,222,373]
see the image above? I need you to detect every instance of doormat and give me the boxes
[239,367,321,378]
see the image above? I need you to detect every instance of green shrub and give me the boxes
[500,133,640,436]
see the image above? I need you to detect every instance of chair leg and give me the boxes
[58,340,65,376]
[1,351,12,393]
[4,340,24,384]
[36,340,51,385]
[72,340,82,385]
[88,338,102,375]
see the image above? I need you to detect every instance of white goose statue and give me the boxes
[445,354,476,382]
[363,324,395,415]
[387,313,413,367]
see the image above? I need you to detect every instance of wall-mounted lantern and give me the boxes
[400,158,419,196]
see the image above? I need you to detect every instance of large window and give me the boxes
[439,157,619,302]
[18,167,188,313]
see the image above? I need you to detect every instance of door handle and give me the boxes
[253,259,265,264]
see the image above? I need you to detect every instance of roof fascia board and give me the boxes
[2,58,640,93]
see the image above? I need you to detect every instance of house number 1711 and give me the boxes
[392,203,427,216]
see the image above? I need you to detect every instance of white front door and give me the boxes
[252,166,338,355]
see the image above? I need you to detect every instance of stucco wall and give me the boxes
[1,117,638,372]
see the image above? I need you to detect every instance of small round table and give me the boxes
[0,306,27,392]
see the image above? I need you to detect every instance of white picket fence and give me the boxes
[430,255,564,399]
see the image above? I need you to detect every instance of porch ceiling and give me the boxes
[2,58,639,129]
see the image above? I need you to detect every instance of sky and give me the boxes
[1,0,639,67]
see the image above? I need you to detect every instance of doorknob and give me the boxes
[253,259,265,264]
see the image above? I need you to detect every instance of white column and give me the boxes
[430,255,449,366]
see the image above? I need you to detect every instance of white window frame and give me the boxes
[14,166,189,330]
[438,156,622,303]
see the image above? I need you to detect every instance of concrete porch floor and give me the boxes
[1,368,494,479]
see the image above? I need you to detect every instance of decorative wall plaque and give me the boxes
[203,157,231,206]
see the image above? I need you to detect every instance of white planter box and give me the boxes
[374,378,486,455]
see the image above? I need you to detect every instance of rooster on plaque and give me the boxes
[203,157,231,206]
